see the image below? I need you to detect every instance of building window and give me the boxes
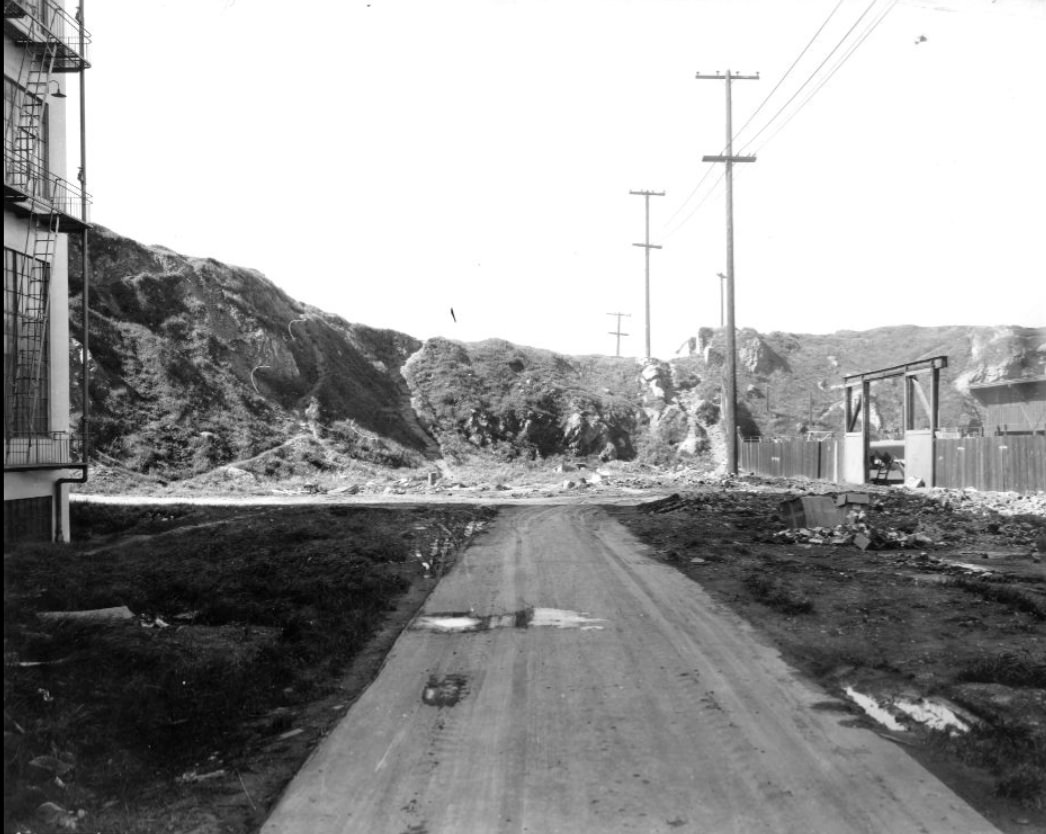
[4,247,51,437]
[3,496,53,544]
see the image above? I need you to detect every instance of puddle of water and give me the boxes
[844,686,906,732]
[530,608,606,630]
[414,614,483,633]
[950,561,993,575]
[893,698,971,733]
[844,686,971,734]
[412,607,605,633]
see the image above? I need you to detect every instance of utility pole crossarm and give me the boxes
[695,71,760,81]
[702,155,756,163]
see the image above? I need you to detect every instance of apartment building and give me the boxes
[4,0,89,544]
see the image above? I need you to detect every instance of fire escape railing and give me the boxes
[3,144,91,224]
[3,0,91,71]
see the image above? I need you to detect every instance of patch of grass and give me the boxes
[955,651,1046,688]
[937,722,1046,807]
[951,577,1046,621]
[742,573,815,615]
[3,504,495,829]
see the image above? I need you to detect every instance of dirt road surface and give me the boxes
[261,505,1000,834]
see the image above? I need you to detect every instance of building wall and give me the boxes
[973,381,1046,434]
[3,21,75,543]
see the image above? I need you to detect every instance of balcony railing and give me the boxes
[4,430,83,469]
[3,0,91,71]
[3,145,90,225]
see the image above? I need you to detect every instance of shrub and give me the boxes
[743,573,815,615]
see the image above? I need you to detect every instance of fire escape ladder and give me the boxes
[12,233,53,437]
[12,37,60,192]
[5,23,62,463]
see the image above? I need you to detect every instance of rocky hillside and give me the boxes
[68,226,1045,476]
[673,324,1046,439]
[69,226,439,477]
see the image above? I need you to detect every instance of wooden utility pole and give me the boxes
[716,272,726,327]
[697,69,758,474]
[629,190,665,358]
[606,312,631,357]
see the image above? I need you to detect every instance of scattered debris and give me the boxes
[422,673,470,707]
[779,495,850,528]
[35,801,83,831]
[176,768,227,784]
[29,755,75,777]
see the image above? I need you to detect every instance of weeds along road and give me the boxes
[261,505,999,834]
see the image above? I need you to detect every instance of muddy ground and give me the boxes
[612,482,1046,832]
[4,477,1045,833]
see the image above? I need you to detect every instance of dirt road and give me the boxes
[261,505,999,834]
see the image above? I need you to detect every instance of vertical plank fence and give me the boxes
[740,438,837,481]
[935,436,1045,492]
[741,435,1045,492]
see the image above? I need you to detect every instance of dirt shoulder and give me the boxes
[610,481,1046,833]
[4,503,496,834]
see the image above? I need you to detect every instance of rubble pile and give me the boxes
[772,523,936,551]
[924,487,1046,518]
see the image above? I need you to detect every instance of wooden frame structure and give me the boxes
[841,356,948,485]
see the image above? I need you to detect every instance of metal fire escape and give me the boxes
[3,0,90,469]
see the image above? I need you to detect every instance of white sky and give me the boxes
[75,0,1046,358]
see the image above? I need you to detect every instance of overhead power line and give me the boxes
[746,0,900,157]
[664,0,899,238]
[663,169,725,239]
[663,0,854,235]
[737,0,883,156]
[731,0,848,148]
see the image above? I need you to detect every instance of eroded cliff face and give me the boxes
[401,338,642,462]
[69,226,1044,475]
[68,226,438,475]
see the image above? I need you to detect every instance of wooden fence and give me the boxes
[935,435,1045,492]
[740,435,1046,493]
[740,438,837,481]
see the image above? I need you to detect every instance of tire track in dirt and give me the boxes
[262,505,1000,834]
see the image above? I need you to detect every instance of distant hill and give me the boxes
[67,226,1045,477]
